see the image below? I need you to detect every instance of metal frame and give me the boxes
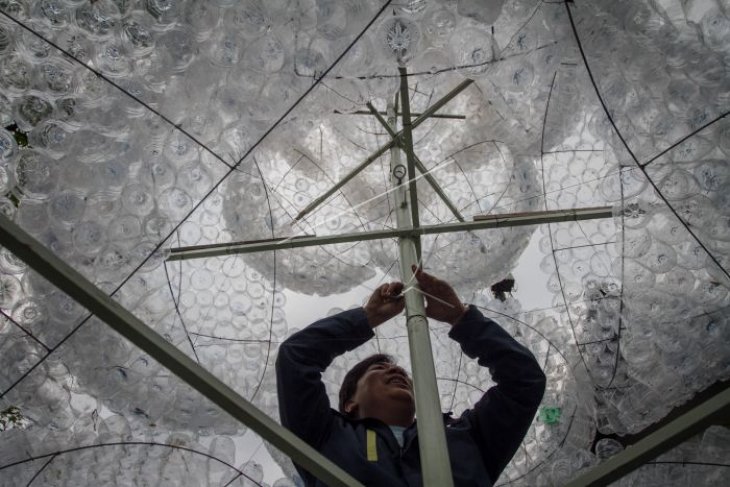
[168,207,613,261]
[163,70,616,485]
[0,65,640,487]
[165,70,616,486]
[0,213,363,487]
[365,101,465,222]
[564,386,730,486]
[294,78,474,222]
[0,5,719,483]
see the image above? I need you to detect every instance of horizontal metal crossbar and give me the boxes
[564,385,730,487]
[0,213,364,487]
[335,110,466,120]
[168,207,613,261]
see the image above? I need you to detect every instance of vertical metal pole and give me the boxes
[387,104,454,487]
[365,101,465,223]
[398,67,422,260]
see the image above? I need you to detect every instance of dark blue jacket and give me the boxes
[276,305,546,486]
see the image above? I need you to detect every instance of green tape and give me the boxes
[539,406,562,425]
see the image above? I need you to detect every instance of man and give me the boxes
[276,267,546,486]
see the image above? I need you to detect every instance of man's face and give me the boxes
[345,362,415,425]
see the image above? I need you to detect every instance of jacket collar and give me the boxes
[340,412,455,454]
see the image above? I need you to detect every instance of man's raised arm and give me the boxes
[449,306,546,481]
[413,267,546,482]
[275,282,404,447]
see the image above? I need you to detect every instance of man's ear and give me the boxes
[344,399,358,416]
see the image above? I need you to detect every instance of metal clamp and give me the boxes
[393,164,407,184]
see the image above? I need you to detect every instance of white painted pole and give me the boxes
[388,103,455,487]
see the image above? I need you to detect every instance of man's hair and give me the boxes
[338,353,395,417]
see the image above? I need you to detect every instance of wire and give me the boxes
[246,155,277,403]
[564,1,730,283]
[0,308,51,352]
[647,461,730,468]
[0,11,236,171]
[494,405,580,486]
[190,333,274,344]
[569,217,625,390]
[447,353,465,411]
[641,110,730,168]
[540,69,596,385]
[221,434,269,487]
[0,442,263,486]
[474,304,572,370]
[0,0,395,400]
[24,454,56,487]
[163,258,200,363]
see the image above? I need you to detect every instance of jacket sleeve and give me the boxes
[448,305,546,482]
[276,307,374,448]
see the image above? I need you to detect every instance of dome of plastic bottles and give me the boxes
[0,0,728,486]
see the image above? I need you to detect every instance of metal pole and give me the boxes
[398,67,422,260]
[564,386,730,487]
[168,207,614,261]
[366,102,465,222]
[388,104,454,487]
[293,142,393,222]
[0,213,363,487]
[294,78,474,222]
[410,78,473,128]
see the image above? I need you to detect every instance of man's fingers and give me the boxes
[411,265,428,282]
[412,266,441,294]
[377,283,389,297]
[378,281,404,300]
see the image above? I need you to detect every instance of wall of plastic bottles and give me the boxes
[0,0,728,485]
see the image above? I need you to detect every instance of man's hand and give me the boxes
[412,266,468,326]
[364,282,405,328]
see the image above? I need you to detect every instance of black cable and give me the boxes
[190,332,273,344]
[0,10,236,171]
[474,304,572,371]
[437,376,484,394]
[447,352,465,412]
[641,111,730,168]
[0,441,262,486]
[554,241,616,251]
[540,69,595,384]
[0,308,51,351]
[606,149,626,390]
[325,43,559,80]
[564,1,730,282]
[246,155,277,403]
[648,461,730,468]
[494,405,579,486]
[163,259,200,363]
[0,0,394,399]
[25,454,56,487]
